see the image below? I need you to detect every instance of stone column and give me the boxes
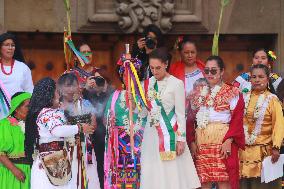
[0,0,4,33]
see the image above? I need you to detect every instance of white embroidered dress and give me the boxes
[31,108,100,189]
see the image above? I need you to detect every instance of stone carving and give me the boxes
[116,0,174,33]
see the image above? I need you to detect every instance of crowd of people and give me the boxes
[0,24,284,189]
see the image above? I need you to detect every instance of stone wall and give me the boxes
[1,0,283,81]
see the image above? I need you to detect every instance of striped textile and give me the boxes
[195,143,229,183]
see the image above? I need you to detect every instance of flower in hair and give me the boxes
[268,50,277,61]
[174,36,184,50]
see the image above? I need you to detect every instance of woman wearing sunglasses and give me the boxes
[188,56,245,189]
[233,48,282,94]
[239,64,284,189]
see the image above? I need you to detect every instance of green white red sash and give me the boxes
[145,79,178,161]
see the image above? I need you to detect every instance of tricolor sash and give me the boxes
[152,81,178,161]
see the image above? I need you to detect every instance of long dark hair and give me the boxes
[25,77,56,159]
[277,80,284,103]
[250,64,276,94]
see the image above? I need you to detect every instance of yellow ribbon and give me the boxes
[129,63,148,108]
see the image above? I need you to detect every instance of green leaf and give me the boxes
[212,32,219,56]
[63,0,70,11]
[221,0,230,7]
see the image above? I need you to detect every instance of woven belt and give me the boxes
[9,157,32,165]
[38,141,64,153]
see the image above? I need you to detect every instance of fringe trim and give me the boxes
[196,122,229,146]
[159,151,176,161]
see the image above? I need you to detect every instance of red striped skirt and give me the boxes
[195,123,229,183]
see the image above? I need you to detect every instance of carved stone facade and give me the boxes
[82,0,208,33]
[116,0,174,33]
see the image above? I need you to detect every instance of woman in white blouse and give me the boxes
[0,33,33,98]
[140,48,200,189]
[25,77,94,189]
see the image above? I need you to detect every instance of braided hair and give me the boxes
[25,77,56,160]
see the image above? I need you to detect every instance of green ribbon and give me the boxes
[154,82,176,151]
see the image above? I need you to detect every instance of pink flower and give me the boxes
[8,117,19,126]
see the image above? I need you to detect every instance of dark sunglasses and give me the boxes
[204,68,218,75]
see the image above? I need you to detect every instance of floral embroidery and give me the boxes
[195,85,221,129]
[118,91,147,135]
[37,108,66,131]
[190,84,239,129]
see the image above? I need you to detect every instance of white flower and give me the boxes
[207,99,214,106]
[196,108,209,129]
[254,94,265,119]
[195,85,221,130]
[244,94,273,145]
[244,93,265,120]
[149,105,161,127]
[18,121,25,133]
[201,86,209,96]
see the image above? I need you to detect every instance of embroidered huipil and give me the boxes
[31,108,79,189]
[240,90,284,178]
[104,90,147,189]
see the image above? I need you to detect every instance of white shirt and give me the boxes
[0,60,34,98]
